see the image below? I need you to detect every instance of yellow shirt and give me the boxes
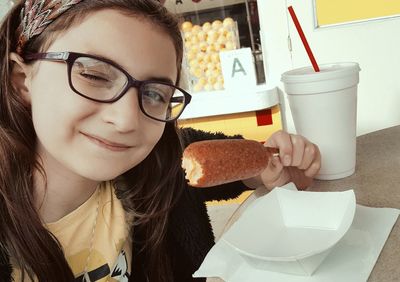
[13,181,132,282]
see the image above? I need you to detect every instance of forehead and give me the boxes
[46,9,178,82]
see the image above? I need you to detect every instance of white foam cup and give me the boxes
[281,63,361,180]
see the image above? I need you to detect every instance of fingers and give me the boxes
[266,131,308,167]
[304,145,321,177]
[287,167,314,190]
[260,156,290,189]
[295,139,321,178]
[290,134,305,167]
[266,130,321,178]
[265,170,291,189]
[266,130,293,166]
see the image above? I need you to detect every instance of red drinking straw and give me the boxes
[288,6,320,72]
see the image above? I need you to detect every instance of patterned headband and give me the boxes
[16,0,84,54]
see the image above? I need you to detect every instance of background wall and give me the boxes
[259,0,400,136]
[0,1,13,19]
[314,0,400,27]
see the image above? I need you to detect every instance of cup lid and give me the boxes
[281,62,361,84]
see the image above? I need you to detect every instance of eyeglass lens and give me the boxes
[71,56,186,121]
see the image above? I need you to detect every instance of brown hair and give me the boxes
[0,0,184,281]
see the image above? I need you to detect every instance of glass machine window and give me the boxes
[164,0,265,93]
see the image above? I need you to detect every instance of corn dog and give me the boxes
[182,139,279,187]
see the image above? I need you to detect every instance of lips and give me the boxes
[82,132,132,152]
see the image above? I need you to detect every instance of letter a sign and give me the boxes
[219,47,257,91]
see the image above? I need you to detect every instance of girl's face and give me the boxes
[26,10,178,181]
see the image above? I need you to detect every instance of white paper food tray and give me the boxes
[222,188,356,275]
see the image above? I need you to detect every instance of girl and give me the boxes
[0,0,321,281]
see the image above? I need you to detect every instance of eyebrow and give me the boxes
[146,76,175,85]
[88,51,175,85]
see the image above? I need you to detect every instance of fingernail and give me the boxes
[283,155,291,166]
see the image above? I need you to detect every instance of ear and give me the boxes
[9,52,32,104]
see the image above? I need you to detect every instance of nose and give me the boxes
[101,87,142,133]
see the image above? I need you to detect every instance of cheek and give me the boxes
[138,122,165,153]
[29,62,96,121]
[29,81,97,152]
[124,121,165,166]
[87,123,166,180]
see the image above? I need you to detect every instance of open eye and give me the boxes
[142,89,167,104]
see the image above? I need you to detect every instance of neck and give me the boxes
[34,154,99,224]
[35,174,99,223]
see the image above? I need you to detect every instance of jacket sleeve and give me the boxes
[179,127,251,202]
[179,127,243,145]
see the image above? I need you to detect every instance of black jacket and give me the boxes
[0,128,248,281]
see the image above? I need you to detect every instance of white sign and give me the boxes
[219,48,257,90]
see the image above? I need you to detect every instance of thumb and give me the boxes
[260,156,284,187]
[265,137,277,148]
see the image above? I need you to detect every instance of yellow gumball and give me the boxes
[184,31,192,40]
[207,69,219,78]
[199,41,208,52]
[196,52,205,60]
[223,17,234,28]
[219,45,225,52]
[204,83,213,91]
[203,53,212,63]
[206,62,215,71]
[207,76,217,85]
[190,45,199,54]
[206,45,215,53]
[217,35,227,45]
[207,30,218,40]
[189,59,198,68]
[225,41,235,50]
[226,31,235,40]
[204,69,212,77]
[198,77,207,86]
[190,36,199,45]
[198,61,207,71]
[211,69,220,78]
[212,20,223,30]
[213,43,221,51]
[186,51,196,61]
[193,82,203,92]
[211,52,220,63]
[192,67,203,78]
[181,21,193,32]
[202,22,212,32]
[192,25,201,34]
[184,41,192,50]
[197,30,206,41]
[213,82,224,90]
[197,58,207,69]
[218,27,228,36]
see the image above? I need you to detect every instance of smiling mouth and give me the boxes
[82,132,132,152]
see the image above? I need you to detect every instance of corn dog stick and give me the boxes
[182,139,279,187]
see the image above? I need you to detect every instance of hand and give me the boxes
[259,130,321,190]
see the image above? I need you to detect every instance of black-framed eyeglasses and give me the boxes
[24,52,192,122]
